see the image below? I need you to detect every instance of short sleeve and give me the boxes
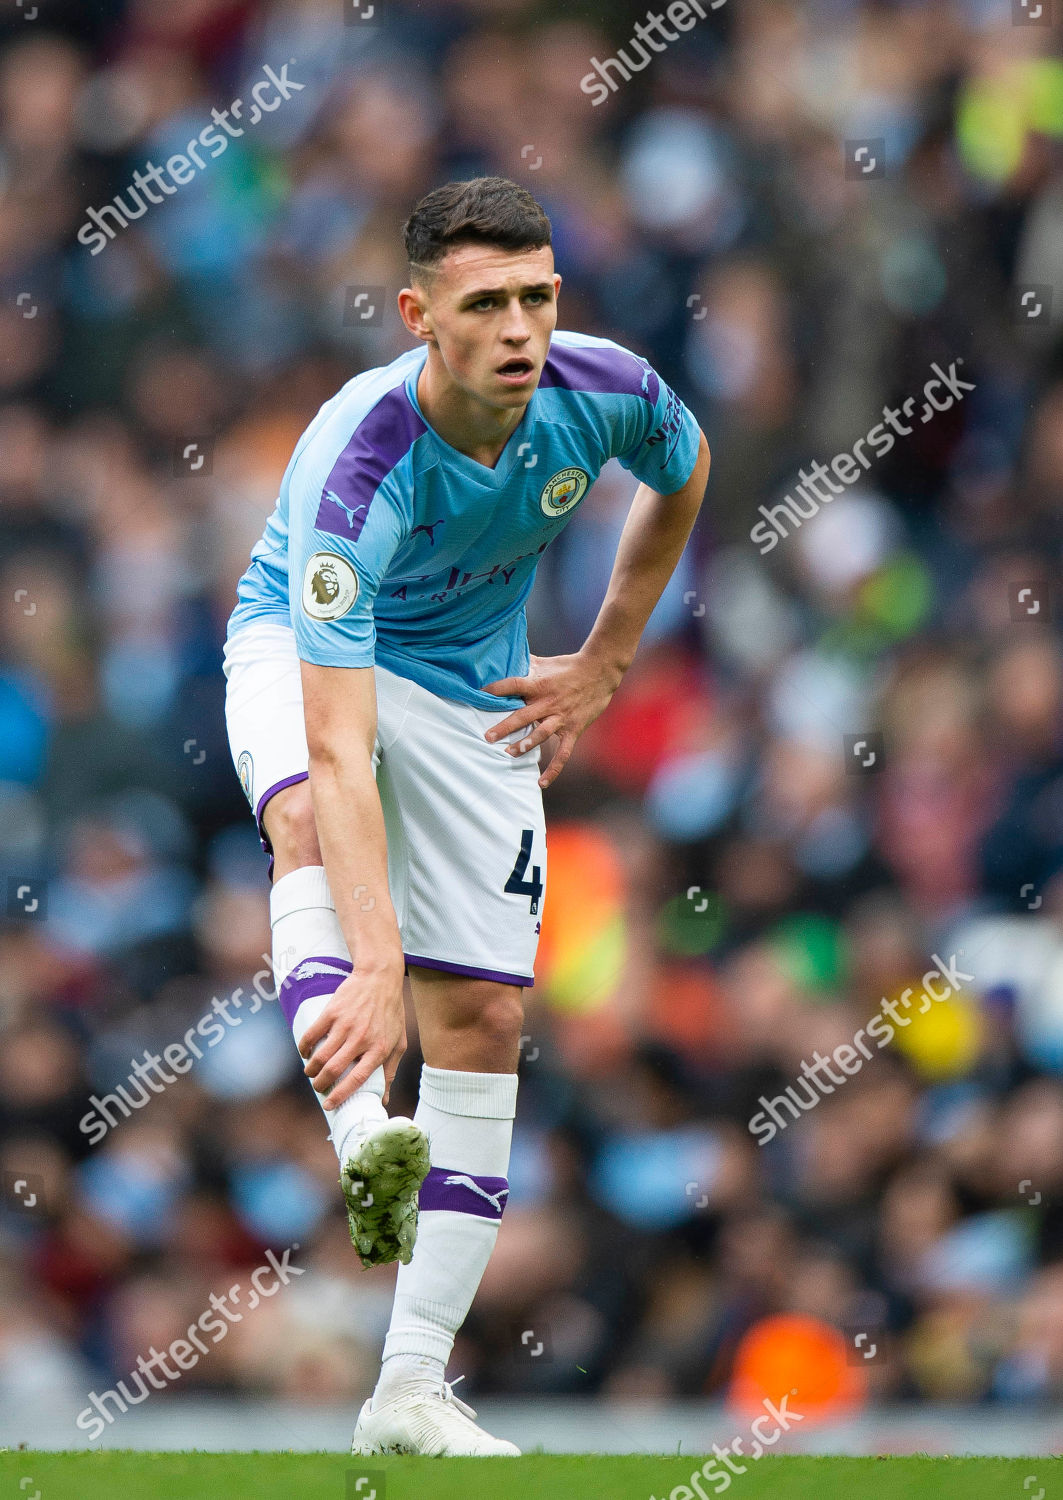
[288,459,407,668]
[615,364,702,495]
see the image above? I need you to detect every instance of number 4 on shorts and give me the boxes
[505,828,543,914]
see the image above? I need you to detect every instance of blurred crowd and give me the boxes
[4,0,1063,1426]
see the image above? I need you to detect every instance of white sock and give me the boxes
[372,1063,518,1409]
[270,865,388,1165]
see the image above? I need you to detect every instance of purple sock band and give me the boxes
[277,955,353,1027]
[418,1166,510,1219]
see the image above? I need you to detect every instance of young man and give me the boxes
[222,177,710,1456]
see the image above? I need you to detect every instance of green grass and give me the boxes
[1,1454,1060,1500]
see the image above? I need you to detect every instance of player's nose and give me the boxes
[499,302,532,342]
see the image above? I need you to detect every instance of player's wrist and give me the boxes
[579,638,630,689]
[350,946,406,981]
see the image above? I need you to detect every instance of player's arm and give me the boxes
[294,659,407,1109]
[485,417,710,788]
[581,428,711,681]
[288,453,411,1108]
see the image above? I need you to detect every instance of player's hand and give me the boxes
[297,963,407,1109]
[481,649,625,789]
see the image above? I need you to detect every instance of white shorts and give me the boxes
[222,619,546,988]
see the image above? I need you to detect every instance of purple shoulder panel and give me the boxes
[539,341,659,405]
[314,386,426,542]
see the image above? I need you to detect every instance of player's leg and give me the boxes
[262,782,386,1156]
[351,668,541,1457]
[352,969,522,1456]
[223,621,428,1265]
[263,782,430,1267]
[373,967,521,1384]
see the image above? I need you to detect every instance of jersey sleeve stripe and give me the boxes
[538,341,660,405]
[313,386,426,543]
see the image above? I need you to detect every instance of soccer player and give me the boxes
[222,177,710,1455]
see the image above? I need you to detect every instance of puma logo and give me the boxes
[442,1174,509,1213]
[291,960,351,982]
[322,489,367,528]
[411,518,445,545]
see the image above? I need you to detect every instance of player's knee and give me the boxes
[472,988,525,1051]
[262,779,320,865]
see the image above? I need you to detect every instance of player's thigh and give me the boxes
[225,626,408,888]
[378,668,547,989]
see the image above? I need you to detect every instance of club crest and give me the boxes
[539,466,589,518]
[237,750,253,808]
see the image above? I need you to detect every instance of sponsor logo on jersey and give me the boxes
[301,551,359,621]
[540,466,589,518]
[237,750,254,808]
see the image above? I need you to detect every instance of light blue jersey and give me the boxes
[227,330,701,710]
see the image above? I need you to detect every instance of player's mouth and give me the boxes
[495,357,536,385]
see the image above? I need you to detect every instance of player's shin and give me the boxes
[371,1063,518,1407]
[270,865,388,1162]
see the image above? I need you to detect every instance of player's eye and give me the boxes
[524,292,549,305]
[470,297,496,311]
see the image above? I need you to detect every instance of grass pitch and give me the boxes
[0,1453,1060,1499]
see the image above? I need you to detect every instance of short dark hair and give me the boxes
[402,177,552,277]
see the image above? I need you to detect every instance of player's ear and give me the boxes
[398,286,433,343]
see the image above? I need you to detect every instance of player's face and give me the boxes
[414,244,560,410]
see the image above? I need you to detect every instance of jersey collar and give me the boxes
[403,363,537,489]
